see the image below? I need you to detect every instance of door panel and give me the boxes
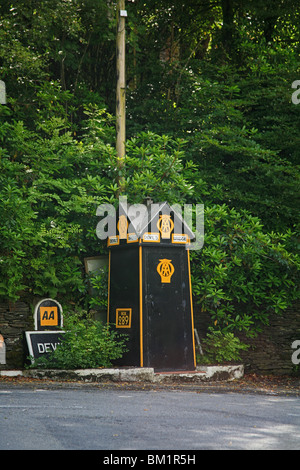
[143,247,194,371]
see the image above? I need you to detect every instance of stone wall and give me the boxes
[0,301,33,369]
[194,302,300,375]
[238,304,300,375]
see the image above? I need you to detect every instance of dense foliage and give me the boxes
[0,0,299,360]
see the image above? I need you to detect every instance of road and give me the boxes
[1,385,300,450]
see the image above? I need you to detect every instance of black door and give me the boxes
[143,246,195,371]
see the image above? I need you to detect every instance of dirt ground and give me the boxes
[1,373,300,396]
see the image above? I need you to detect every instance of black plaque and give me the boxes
[25,331,65,363]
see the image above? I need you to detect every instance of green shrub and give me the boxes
[191,205,299,337]
[199,328,249,365]
[28,315,128,369]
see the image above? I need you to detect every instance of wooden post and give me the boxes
[116,0,126,193]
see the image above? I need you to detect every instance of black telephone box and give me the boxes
[107,202,196,371]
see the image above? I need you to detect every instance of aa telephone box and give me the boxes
[107,202,196,371]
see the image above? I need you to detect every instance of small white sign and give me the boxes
[172,234,189,244]
[142,233,160,242]
[108,236,119,246]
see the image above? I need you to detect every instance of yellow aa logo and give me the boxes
[157,259,175,283]
[117,215,128,239]
[157,215,174,239]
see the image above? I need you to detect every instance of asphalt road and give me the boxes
[1,385,300,451]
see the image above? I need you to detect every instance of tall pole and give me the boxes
[116,0,126,194]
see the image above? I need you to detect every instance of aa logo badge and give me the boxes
[117,215,128,239]
[157,215,174,239]
[157,259,175,283]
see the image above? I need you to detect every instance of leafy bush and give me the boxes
[191,204,300,337]
[0,105,197,302]
[199,328,249,365]
[88,268,109,311]
[27,315,128,369]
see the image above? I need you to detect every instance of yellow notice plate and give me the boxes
[116,308,132,328]
[172,234,189,244]
[108,236,119,246]
[39,306,58,326]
